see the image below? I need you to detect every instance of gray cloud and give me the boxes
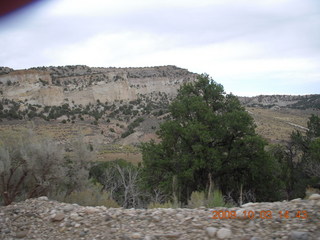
[0,0,319,95]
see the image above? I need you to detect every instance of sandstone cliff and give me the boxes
[0,65,197,106]
[0,65,319,147]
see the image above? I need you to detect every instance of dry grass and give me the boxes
[56,184,120,208]
[247,107,311,143]
[0,106,317,165]
[96,152,142,165]
[0,121,94,142]
[97,144,142,164]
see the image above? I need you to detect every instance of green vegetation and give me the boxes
[141,74,281,204]
[269,121,319,201]
[99,144,140,154]
[1,73,319,208]
[148,200,179,209]
[89,159,142,208]
[289,95,320,110]
[0,130,91,206]
[0,92,168,126]
[121,117,144,138]
[187,189,230,208]
[61,183,119,208]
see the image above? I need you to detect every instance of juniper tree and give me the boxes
[141,74,281,204]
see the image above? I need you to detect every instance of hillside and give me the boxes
[239,95,320,144]
[0,65,197,105]
[1,66,320,239]
[0,65,197,163]
[0,65,319,162]
[239,95,320,110]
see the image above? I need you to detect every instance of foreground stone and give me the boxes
[0,196,319,239]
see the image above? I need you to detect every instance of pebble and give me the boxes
[144,235,154,240]
[15,230,29,238]
[131,232,142,239]
[206,227,218,237]
[0,196,319,239]
[291,198,302,202]
[176,213,184,219]
[217,228,232,239]
[51,212,65,222]
[70,212,82,221]
[161,232,182,238]
[152,216,161,222]
[290,231,309,240]
[241,202,256,207]
[62,205,74,213]
[37,196,48,201]
[308,193,320,200]
[84,207,100,214]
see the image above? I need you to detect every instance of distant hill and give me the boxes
[0,65,197,106]
[239,94,320,110]
[0,65,319,162]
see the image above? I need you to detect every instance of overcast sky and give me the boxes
[0,0,319,96]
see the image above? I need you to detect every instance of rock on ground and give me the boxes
[0,195,319,239]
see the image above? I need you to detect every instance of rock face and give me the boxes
[0,65,197,106]
[1,65,319,109]
[239,95,320,110]
[0,196,319,239]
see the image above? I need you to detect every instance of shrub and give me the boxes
[187,190,233,208]
[62,183,119,208]
[121,129,134,138]
[148,196,181,209]
[188,191,206,208]
[121,117,144,138]
[0,130,65,205]
[207,189,229,208]
[89,159,143,208]
[148,201,175,209]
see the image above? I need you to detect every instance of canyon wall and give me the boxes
[0,65,197,106]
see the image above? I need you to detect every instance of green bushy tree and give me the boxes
[141,74,281,204]
[290,114,320,190]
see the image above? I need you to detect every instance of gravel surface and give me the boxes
[1,195,320,240]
